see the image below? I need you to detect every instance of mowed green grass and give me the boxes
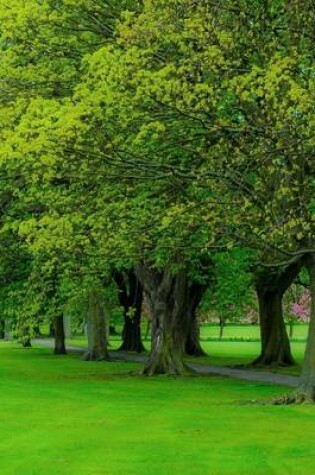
[66,324,307,375]
[200,323,308,341]
[199,326,306,376]
[192,341,306,376]
[1,342,315,475]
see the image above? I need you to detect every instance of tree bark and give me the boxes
[185,283,206,356]
[296,254,315,401]
[83,289,110,361]
[136,264,192,375]
[114,270,145,353]
[253,288,293,366]
[54,315,67,355]
[252,260,302,367]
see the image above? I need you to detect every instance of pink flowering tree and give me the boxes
[285,288,310,338]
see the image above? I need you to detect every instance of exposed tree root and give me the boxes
[268,387,315,405]
[141,360,194,376]
[251,355,296,368]
[237,390,315,406]
[271,391,314,405]
[82,351,110,362]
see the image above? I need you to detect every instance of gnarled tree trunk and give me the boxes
[252,260,302,367]
[136,264,192,375]
[114,270,145,353]
[83,289,109,361]
[185,283,206,356]
[253,288,293,366]
[54,315,67,355]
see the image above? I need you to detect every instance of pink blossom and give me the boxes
[291,290,310,322]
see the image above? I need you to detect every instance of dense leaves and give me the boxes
[0,1,314,387]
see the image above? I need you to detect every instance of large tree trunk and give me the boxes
[83,290,109,361]
[185,283,206,356]
[253,288,293,366]
[136,264,191,375]
[54,315,67,355]
[296,254,315,401]
[114,270,145,353]
[252,260,302,367]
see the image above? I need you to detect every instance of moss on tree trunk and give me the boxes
[252,260,302,367]
[136,265,192,375]
[83,289,110,361]
[253,288,294,366]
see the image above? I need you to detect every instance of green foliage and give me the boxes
[0,0,314,335]
[200,249,257,323]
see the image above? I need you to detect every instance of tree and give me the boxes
[2,0,314,392]
[114,269,145,353]
[185,281,207,357]
[253,260,303,367]
[288,287,310,338]
[136,264,192,375]
[84,287,110,361]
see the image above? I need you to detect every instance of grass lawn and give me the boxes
[189,341,306,376]
[198,326,306,376]
[1,341,315,475]
[66,336,123,351]
[199,323,308,341]
[66,325,307,376]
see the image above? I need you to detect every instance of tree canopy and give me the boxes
[0,0,314,399]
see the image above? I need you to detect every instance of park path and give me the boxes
[35,339,300,388]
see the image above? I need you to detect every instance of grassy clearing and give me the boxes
[200,323,308,341]
[1,341,315,475]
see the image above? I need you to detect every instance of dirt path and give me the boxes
[35,339,300,388]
